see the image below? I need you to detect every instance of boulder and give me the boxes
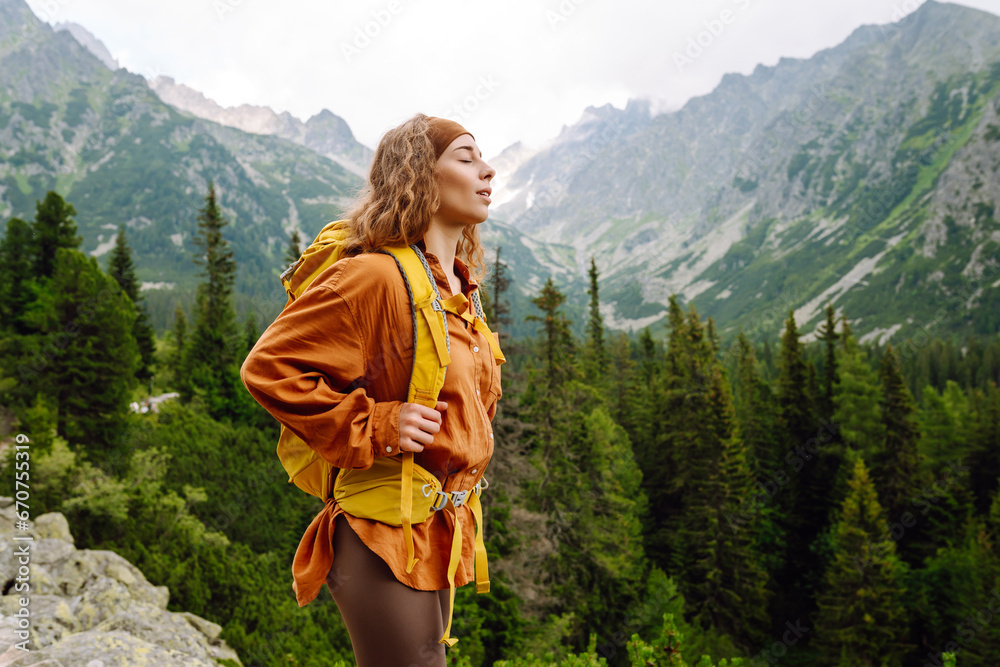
[0,497,242,666]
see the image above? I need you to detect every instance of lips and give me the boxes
[477,188,492,204]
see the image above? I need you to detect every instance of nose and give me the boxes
[482,161,495,181]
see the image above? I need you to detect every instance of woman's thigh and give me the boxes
[327,513,450,667]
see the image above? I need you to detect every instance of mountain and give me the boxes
[0,0,364,328]
[47,17,372,177]
[0,0,568,337]
[3,0,999,346]
[148,76,373,178]
[53,21,118,70]
[492,1,1000,345]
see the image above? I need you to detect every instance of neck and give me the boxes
[422,222,462,273]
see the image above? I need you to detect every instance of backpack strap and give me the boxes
[376,245,497,647]
[377,245,450,574]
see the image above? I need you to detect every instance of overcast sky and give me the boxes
[25,0,1000,158]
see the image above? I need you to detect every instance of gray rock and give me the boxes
[32,513,73,545]
[0,497,242,666]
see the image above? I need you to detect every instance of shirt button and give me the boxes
[386,446,392,452]
[473,346,479,353]
[476,389,480,395]
[489,432,493,439]
[471,469,477,474]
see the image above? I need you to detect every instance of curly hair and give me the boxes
[341,113,486,282]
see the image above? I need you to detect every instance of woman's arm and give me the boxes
[240,280,403,470]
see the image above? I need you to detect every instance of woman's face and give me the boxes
[432,134,496,228]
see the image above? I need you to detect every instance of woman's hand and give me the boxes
[398,401,448,453]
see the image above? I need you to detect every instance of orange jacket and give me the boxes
[240,246,502,605]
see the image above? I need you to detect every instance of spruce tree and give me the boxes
[584,256,608,381]
[642,296,691,570]
[243,312,258,355]
[525,276,574,390]
[0,218,33,335]
[107,225,156,382]
[907,389,975,561]
[168,305,189,393]
[967,381,1000,513]
[486,246,512,344]
[48,248,140,463]
[732,330,781,475]
[284,228,302,266]
[185,181,241,418]
[816,304,839,418]
[564,406,649,646]
[689,361,772,650]
[775,310,823,621]
[31,191,82,278]
[638,327,658,387]
[813,456,911,665]
[833,332,884,457]
[873,344,922,523]
[609,331,642,447]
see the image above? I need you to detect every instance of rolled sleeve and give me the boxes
[371,400,404,458]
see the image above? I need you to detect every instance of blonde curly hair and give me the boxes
[341,113,486,282]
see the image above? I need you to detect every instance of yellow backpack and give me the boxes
[275,218,504,499]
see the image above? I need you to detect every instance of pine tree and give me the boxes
[525,276,574,391]
[107,225,156,382]
[967,381,1000,513]
[609,332,642,446]
[284,228,302,266]
[243,312,258,355]
[168,305,189,392]
[642,296,691,570]
[486,246,512,344]
[638,327,658,387]
[873,344,922,523]
[567,406,649,645]
[690,362,772,650]
[48,248,140,463]
[777,310,812,442]
[918,382,968,468]
[651,309,772,650]
[732,330,780,475]
[705,316,720,356]
[0,217,34,335]
[833,331,885,457]
[816,304,839,417]
[31,191,81,278]
[185,181,241,417]
[774,309,824,620]
[584,256,608,382]
[813,456,911,665]
[907,388,975,561]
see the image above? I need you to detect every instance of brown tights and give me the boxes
[327,513,451,667]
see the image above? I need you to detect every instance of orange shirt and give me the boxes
[240,246,502,607]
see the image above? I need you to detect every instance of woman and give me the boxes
[240,114,502,665]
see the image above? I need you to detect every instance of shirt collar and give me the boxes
[414,239,479,294]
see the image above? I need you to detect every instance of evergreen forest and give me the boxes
[2,188,999,667]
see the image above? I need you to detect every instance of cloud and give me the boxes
[24,0,1000,155]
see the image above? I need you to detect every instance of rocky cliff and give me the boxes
[0,497,242,666]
